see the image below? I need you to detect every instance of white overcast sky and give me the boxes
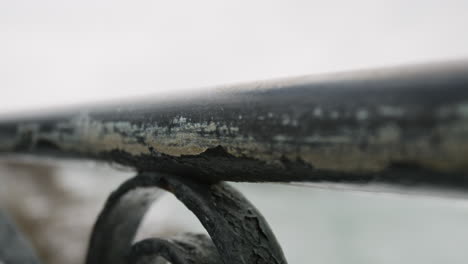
[1,0,468,113]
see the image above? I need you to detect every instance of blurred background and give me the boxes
[2,0,468,113]
[1,0,468,263]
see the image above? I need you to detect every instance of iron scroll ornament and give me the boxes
[86,172,288,264]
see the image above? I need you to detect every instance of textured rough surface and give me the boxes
[1,61,468,186]
[86,172,287,264]
[129,233,221,264]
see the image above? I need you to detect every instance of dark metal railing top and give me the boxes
[1,60,468,187]
[2,60,468,264]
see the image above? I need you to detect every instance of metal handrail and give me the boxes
[1,60,468,187]
[2,60,468,264]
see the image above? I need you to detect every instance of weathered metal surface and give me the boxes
[86,172,286,264]
[1,61,468,186]
[0,210,42,264]
[129,233,221,264]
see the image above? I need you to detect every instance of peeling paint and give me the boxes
[2,105,468,174]
[1,61,468,181]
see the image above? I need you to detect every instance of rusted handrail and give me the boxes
[2,60,468,264]
[1,60,468,188]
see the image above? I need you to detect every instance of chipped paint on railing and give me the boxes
[2,101,468,174]
[1,61,468,182]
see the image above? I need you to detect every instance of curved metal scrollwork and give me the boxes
[86,172,288,264]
